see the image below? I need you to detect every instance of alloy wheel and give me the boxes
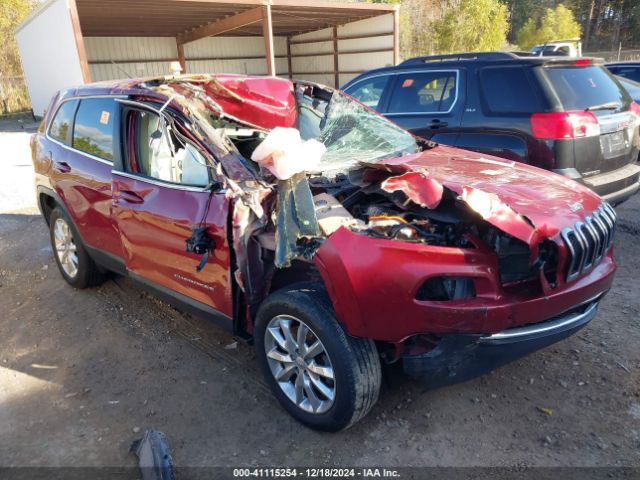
[53,218,78,278]
[264,315,336,414]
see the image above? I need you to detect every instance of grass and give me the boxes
[0,77,32,116]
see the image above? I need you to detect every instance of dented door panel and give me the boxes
[111,174,233,316]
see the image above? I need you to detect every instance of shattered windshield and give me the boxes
[295,85,421,173]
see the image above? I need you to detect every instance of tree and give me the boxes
[0,0,38,76]
[431,0,510,54]
[516,4,582,50]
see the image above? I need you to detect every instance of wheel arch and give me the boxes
[36,186,63,226]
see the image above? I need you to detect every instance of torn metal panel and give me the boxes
[460,185,538,247]
[381,171,444,210]
[377,145,602,234]
[275,172,321,268]
[158,74,297,130]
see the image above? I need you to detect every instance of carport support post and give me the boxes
[262,5,276,76]
[286,36,293,80]
[393,5,400,65]
[68,0,91,83]
[176,40,187,73]
[332,26,339,88]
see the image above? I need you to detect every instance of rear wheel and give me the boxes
[49,207,105,288]
[255,283,381,431]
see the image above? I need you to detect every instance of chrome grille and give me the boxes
[561,203,616,282]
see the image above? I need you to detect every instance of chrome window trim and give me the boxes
[112,170,214,193]
[44,94,126,166]
[344,69,460,115]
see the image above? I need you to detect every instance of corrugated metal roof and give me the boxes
[74,0,396,37]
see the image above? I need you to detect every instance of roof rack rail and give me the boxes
[400,52,520,65]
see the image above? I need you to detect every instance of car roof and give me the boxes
[342,52,603,88]
[605,61,640,66]
[58,73,279,99]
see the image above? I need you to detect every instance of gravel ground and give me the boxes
[0,127,639,472]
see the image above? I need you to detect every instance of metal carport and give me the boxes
[16,0,399,115]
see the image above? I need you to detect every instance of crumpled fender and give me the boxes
[381,171,444,209]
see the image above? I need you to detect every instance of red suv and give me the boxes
[32,75,618,431]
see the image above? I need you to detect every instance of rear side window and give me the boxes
[48,100,78,144]
[608,66,640,83]
[345,75,390,111]
[387,71,457,113]
[72,98,116,161]
[543,66,628,111]
[480,67,542,114]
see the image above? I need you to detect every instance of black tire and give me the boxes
[49,207,105,289]
[255,283,381,431]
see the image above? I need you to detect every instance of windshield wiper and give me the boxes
[584,101,620,112]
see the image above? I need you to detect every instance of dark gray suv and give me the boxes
[343,52,640,205]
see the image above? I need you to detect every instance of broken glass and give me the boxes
[296,88,422,176]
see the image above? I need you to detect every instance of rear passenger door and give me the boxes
[382,70,464,144]
[46,97,124,261]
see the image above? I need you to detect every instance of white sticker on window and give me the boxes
[100,111,110,125]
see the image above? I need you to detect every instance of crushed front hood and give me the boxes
[375,145,604,245]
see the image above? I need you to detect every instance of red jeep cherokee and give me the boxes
[32,75,618,431]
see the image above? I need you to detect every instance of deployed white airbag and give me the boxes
[250,127,326,180]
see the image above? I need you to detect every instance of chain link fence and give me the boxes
[583,49,640,62]
[0,75,32,116]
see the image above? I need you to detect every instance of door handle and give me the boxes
[116,190,145,204]
[427,119,448,129]
[53,161,71,173]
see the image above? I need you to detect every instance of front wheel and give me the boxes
[255,284,381,431]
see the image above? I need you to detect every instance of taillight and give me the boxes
[574,58,593,66]
[531,111,600,140]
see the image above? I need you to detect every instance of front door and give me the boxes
[382,69,464,145]
[111,103,233,317]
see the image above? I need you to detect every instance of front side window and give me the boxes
[609,66,640,83]
[344,76,390,111]
[387,71,457,113]
[72,98,116,161]
[48,100,78,145]
[125,109,210,187]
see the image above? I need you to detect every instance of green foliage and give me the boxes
[0,0,37,114]
[431,0,509,54]
[516,4,582,50]
[0,0,38,76]
[73,137,113,161]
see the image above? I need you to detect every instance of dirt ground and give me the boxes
[1,123,639,472]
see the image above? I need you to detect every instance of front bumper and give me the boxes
[402,298,600,388]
